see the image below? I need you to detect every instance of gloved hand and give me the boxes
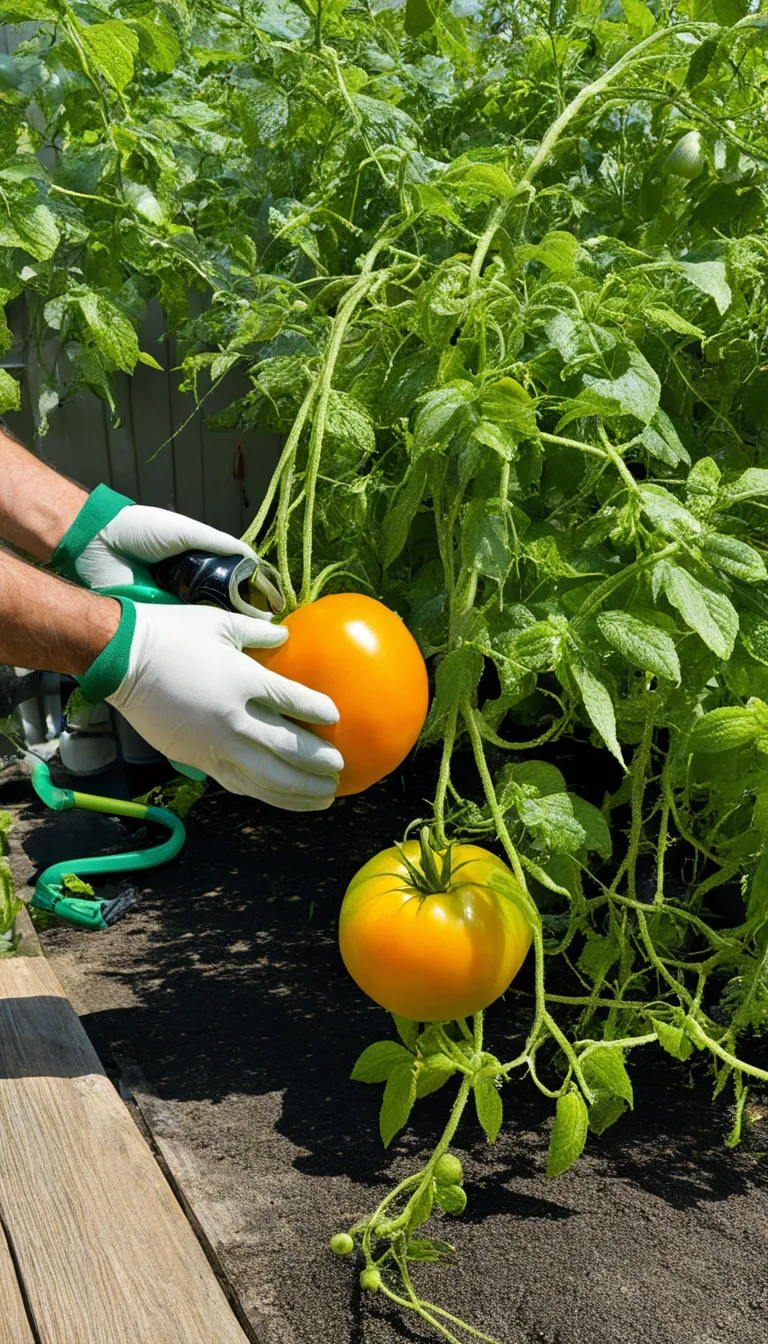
[52,484,258,590]
[78,600,344,810]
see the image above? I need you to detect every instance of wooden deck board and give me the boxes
[0,1218,35,1344]
[0,956,248,1344]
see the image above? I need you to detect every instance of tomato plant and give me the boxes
[248,593,428,794]
[5,0,768,1339]
[339,830,531,1019]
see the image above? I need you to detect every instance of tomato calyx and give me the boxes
[394,826,455,897]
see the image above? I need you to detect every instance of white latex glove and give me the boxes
[93,604,344,811]
[77,504,257,590]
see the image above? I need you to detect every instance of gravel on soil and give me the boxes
[2,757,768,1344]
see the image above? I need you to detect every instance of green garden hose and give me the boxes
[30,760,185,931]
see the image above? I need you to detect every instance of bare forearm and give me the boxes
[0,547,119,676]
[0,429,87,561]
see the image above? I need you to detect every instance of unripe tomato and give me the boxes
[434,1153,464,1187]
[360,1267,382,1293]
[339,840,531,1021]
[329,1233,355,1255]
[248,593,428,796]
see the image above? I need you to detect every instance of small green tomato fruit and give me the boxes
[434,1153,464,1187]
[330,1233,355,1256]
[441,1184,468,1215]
[664,131,704,181]
[360,1267,382,1293]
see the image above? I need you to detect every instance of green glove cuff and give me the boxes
[51,483,134,584]
[76,598,137,704]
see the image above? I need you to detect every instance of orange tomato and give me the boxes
[339,841,531,1021]
[247,593,429,796]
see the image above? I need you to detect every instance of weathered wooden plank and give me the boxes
[0,957,248,1344]
[0,1218,35,1344]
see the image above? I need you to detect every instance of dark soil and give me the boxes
[2,754,768,1344]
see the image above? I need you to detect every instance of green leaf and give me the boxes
[676,259,731,316]
[650,1016,693,1062]
[622,0,656,38]
[517,791,611,857]
[566,347,660,427]
[0,368,20,414]
[416,1053,457,1099]
[660,562,737,660]
[0,200,59,261]
[77,293,139,374]
[568,655,625,767]
[461,499,510,584]
[578,933,620,983]
[720,469,768,506]
[405,0,439,37]
[643,305,705,341]
[351,1040,414,1083]
[380,458,429,569]
[686,36,721,88]
[547,1089,588,1178]
[581,1046,633,1107]
[638,483,700,541]
[413,382,476,454]
[393,1015,419,1049]
[325,390,376,463]
[123,181,165,226]
[82,21,139,93]
[519,230,580,277]
[407,1180,434,1230]
[699,533,767,584]
[689,705,763,754]
[406,1236,454,1263]
[638,410,690,469]
[597,610,681,684]
[131,14,181,74]
[380,1062,417,1147]
[423,646,482,742]
[236,80,290,148]
[61,873,95,897]
[474,1078,503,1142]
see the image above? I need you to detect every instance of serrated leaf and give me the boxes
[519,230,580,277]
[82,21,139,93]
[660,562,737,660]
[650,1016,693,1062]
[380,1062,417,1147]
[597,610,681,684]
[123,181,165,226]
[568,655,625,767]
[0,368,20,414]
[547,1089,588,1178]
[517,791,611,857]
[352,1040,414,1083]
[474,1077,503,1143]
[413,382,476,454]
